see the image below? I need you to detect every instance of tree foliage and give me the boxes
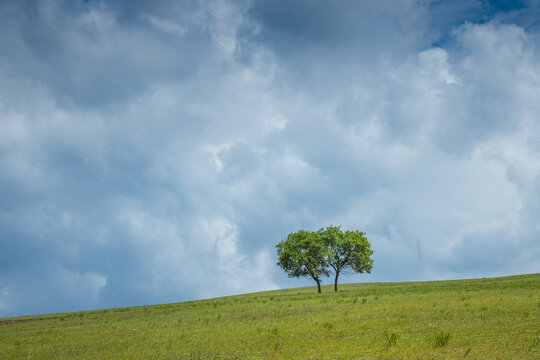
[317,226,374,291]
[276,230,329,293]
[276,226,373,292]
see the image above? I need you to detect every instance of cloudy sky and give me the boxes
[1,0,539,317]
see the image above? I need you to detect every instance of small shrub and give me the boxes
[434,331,451,347]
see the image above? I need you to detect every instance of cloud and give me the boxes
[0,0,539,317]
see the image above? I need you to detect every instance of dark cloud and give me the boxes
[0,0,215,107]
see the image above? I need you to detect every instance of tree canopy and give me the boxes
[276,226,373,292]
[276,230,329,293]
[317,226,374,291]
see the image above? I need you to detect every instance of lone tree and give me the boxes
[276,226,373,293]
[318,226,374,292]
[276,230,329,293]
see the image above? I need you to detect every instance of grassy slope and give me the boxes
[0,273,539,359]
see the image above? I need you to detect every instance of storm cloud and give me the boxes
[1,0,539,317]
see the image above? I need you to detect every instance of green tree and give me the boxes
[318,226,374,291]
[276,230,329,293]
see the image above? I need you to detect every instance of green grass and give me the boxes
[433,330,451,348]
[1,273,539,359]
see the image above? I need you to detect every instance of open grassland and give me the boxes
[1,273,539,359]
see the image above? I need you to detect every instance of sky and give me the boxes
[1,0,539,317]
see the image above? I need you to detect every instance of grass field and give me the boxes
[1,273,539,359]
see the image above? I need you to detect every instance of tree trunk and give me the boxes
[316,279,321,293]
[334,271,339,292]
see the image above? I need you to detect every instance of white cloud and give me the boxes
[203,0,248,57]
[143,14,188,38]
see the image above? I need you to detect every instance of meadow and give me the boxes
[1,273,539,359]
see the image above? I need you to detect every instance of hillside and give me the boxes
[1,273,539,359]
